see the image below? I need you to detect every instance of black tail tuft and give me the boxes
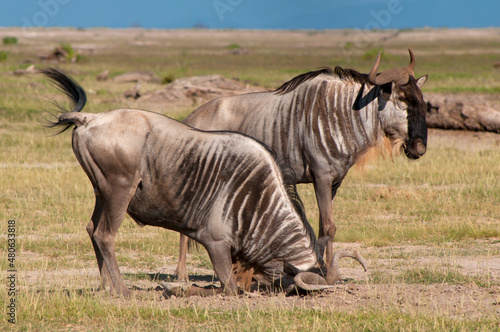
[38,67,87,134]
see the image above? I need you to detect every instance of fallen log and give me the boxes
[425,93,500,133]
[139,75,262,106]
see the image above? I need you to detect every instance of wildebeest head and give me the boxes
[368,49,428,159]
[282,237,367,292]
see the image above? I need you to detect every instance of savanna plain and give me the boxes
[1,27,500,331]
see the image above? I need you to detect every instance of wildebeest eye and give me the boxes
[381,83,392,98]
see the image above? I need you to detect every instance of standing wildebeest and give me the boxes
[175,49,428,280]
[40,68,366,298]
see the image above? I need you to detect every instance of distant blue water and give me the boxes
[2,0,499,30]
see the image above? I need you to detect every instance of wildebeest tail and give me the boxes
[39,67,88,134]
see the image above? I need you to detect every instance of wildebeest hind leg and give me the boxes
[86,195,113,292]
[90,184,138,298]
[174,234,189,281]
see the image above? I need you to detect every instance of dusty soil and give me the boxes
[22,236,500,318]
[428,128,500,150]
[2,26,500,53]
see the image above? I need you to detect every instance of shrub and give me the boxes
[162,74,175,85]
[3,36,18,45]
[60,43,76,61]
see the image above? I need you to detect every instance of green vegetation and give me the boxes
[59,43,86,62]
[1,289,498,331]
[0,51,8,61]
[3,36,18,45]
[362,48,383,60]
[0,28,499,330]
[400,268,492,287]
[226,43,241,50]
[372,267,494,287]
[161,73,176,84]
[60,43,76,60]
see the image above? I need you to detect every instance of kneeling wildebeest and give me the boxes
[40,68,366,298]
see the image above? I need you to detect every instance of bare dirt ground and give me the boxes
[2,26,500,51]
[22,236,500,318]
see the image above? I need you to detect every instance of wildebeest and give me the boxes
[175,49,428,280]
[40,68,366,297]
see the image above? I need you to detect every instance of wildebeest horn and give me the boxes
[293,249,367,291]
[326,249,367,285]
[293,271,334,291]
[367,51,382,84]
[368,49,416,86]
[407,48,415,76]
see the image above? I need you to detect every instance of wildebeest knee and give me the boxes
[86,220,95,237]
[92,230,114,251]
[327,225,337,238]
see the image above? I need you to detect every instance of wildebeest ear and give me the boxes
[416,75,428,89]
[284,262,300,276]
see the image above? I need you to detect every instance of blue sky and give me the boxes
[1,0,499,30]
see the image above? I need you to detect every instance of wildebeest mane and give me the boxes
[231,165,318,289]
[274,67,334,95]
[274,66,368,95]
[279,165,316,246]
[333,66,369,84]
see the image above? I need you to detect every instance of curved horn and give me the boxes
[293,272,334,291]
[368,50,415,86]
[407,48,415,76]
[326,249,367,285]
[367,51,382,85]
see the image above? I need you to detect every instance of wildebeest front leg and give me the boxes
[86,194,113,291]
[314,177,341,265]
[205,242,238,295]
[164,241,238,297]
[174,234,189,281]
